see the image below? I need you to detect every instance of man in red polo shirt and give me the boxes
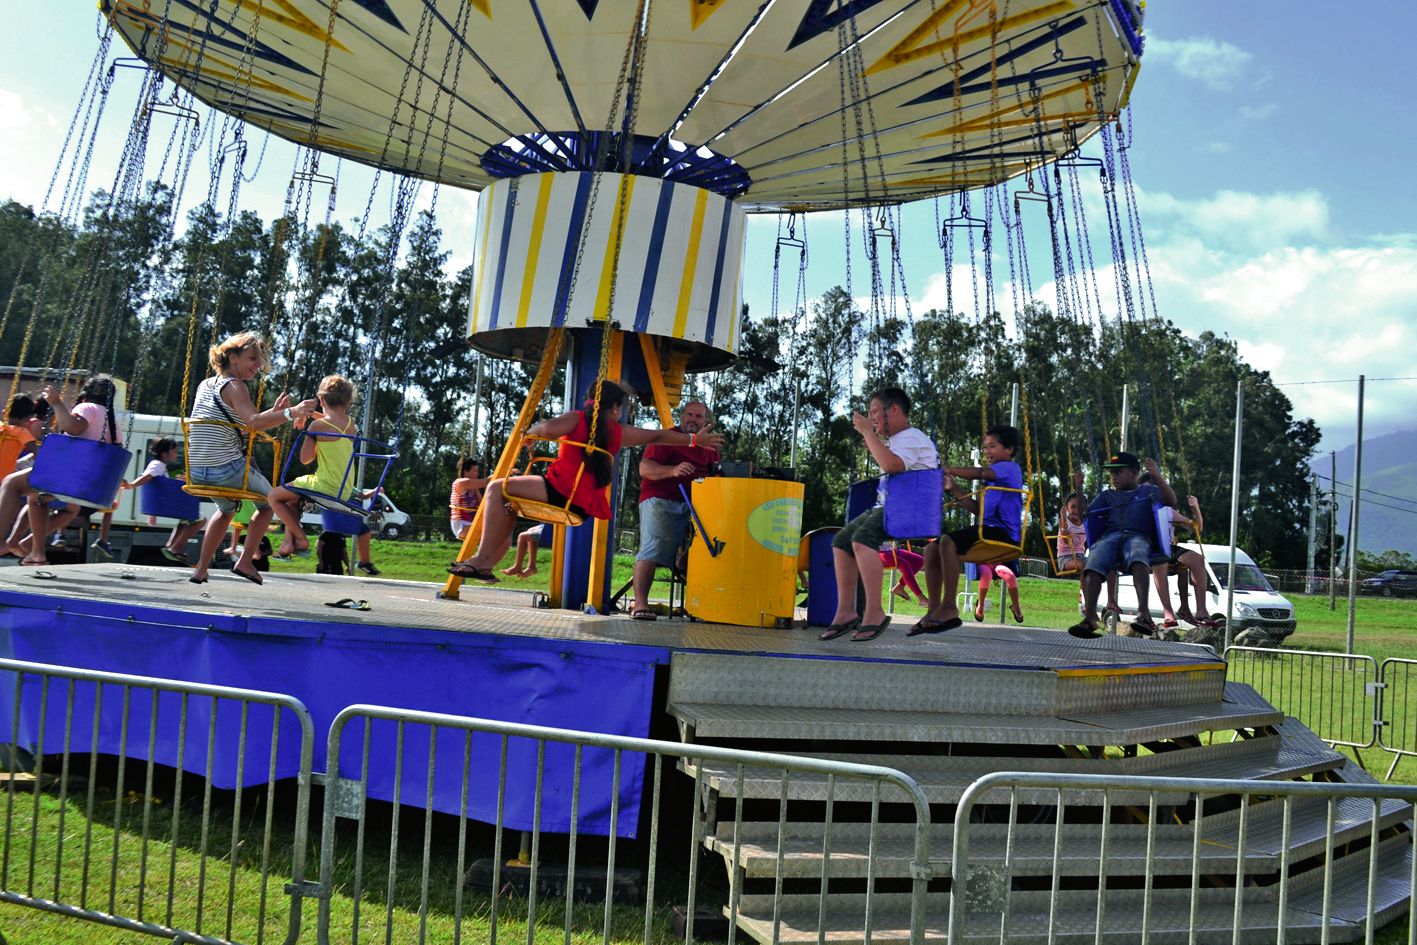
[629,400,717,620]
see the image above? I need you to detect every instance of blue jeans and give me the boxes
[1084,531,1153,576]
[189,457,271,514]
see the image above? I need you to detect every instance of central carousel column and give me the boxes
[466,170,747,611]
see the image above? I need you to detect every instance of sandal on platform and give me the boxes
[1067,621,1101,639]
[818,618,860,641]
[325,598,371,611]
[851,617,891,642]
[907,616,961,637]
[447,562,499,583]
[630,609,658,621]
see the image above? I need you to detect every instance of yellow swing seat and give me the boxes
[180,418,282,505]
[1046,532,1084,575]
[960,484,1027,566]
[502,434,613,530]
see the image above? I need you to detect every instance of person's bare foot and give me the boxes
[500,566,524,576]
[521,567,537,577]
[20,555,48,566]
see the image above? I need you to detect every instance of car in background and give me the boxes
[1360,569,1417,598]
[299,492,412,539]
[1100,543,1297,644]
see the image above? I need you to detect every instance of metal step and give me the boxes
[681,720,1344,805]
[667,651,1225,720]
[708,790,1409,880]
[723,836,1412,944]
[671,691,1280,746]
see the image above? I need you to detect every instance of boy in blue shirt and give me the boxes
[913,424,1024,634]
[1069,451,1177,638]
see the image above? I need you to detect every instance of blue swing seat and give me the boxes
[30,434,131,509]
[278,429,398,519]
[881,468,943,540]
[1083,501,1172,560]
[321,509,365,535]
[139,476,202,521]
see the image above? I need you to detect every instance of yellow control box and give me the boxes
[685,478,804,627]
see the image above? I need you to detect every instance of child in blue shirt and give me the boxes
[913,424,1024,634]
[1068,451,1177,638]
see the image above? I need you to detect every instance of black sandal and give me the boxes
[1067,621,1101,639]
[907,616,961,636]
[447,562,499,583]
[818,617,860,641]
[851,617,891,641]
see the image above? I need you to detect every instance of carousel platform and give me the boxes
[0,563,1407,942]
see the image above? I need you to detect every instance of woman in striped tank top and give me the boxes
[187,332,317,585]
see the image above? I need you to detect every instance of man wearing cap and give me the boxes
[1069,451,1176,638]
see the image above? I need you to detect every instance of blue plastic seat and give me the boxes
[881,468,943,540]
[30,434,131,509]
[139,476,202,521]
[1084,501,1172,559]
[321,509,365,535]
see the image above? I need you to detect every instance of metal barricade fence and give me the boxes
[1380,658,1417,782]
[0,657,315,945]
[1225,645,1380,749]
[316,705,933,945]
[951,771,1417,944]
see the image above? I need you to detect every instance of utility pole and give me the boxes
[1329,450,1337,611]
[1306,475,1318,595]
[1119,384,1130,453]
[1224,381,1244,652]
[1346,375,1364,655]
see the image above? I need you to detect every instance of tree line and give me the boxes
[0,187,1322,567]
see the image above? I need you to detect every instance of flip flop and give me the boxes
[1067,621,1101,639]
[1011,605,1025,624]
[189,576,208,585]
[230,564,264,586]
[1161,617,1179,628]
[1129,619,1158,637]
[907,616,962,636]
[973,604,984,622]
[30,570,58,581]
[447,562,499,583]
[817,617,861,641]
[851,617,891,642]
[630,608,658,621]
[324,598,371,611]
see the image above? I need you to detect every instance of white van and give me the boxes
[299,492,412,539]
[1105,542,1297,642]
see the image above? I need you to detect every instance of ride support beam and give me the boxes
[441,328,565,601]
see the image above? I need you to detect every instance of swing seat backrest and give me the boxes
[882,468,943,540]
[30,434,131,509]
[139,476,202,521]
[844,479,877,524]
[1082,501,1170,557]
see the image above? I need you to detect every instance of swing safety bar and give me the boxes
[180,419,283,504]
[679,483,723,557]
[960,484,1029,566]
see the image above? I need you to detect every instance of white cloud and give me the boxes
[1239,102,1278,121]
[1145,36,1252,92]
[1140,188,1329,252]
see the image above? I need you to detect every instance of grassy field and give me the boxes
[3,539,1417,943]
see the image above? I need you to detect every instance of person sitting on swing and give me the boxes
[819,386,938,642]
[1138,471,1221,632]
[185,332,318,585]
[914,424,1024,635]
[447,379,724,583]
[268,374,360,559]
[1068,452,1175,638]
[0,375,121,567]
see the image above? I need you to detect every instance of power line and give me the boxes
[1276,375,1417,386]
[1312,472,1417,509]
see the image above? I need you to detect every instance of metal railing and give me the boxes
[316,705,932,945]
[0,657,315,945]
[1225,645,1381,749]
[951,771,1417,944]
[1381,658,1417,781]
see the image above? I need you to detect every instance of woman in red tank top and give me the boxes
[448,380,724,583]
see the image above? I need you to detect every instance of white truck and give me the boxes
[52,412,411,561]
[1105,542,1297,646]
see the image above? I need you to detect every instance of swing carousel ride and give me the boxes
[101,0,1147,610]
[0,5,1402,942]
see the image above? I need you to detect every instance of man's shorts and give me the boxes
[638,496,692,567]
[190,458,271,514]
[833,507,888,554]
[1084,531,1154,576]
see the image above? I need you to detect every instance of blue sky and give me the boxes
[2,2,1413,458]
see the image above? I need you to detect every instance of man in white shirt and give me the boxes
[820,386,938,642]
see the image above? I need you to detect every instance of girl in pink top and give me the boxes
[0,375,119,565]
